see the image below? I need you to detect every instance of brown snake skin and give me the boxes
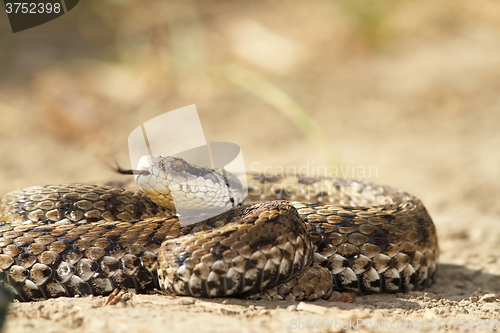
[0,173,438,302]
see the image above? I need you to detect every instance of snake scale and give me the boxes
[0,156,438,302]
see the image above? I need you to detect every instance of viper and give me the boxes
[0,156,438,301]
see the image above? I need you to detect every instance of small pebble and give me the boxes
[296,302,327,315]
[480,294,499,303]
[178,298,196,305]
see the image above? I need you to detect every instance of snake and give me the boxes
[0,156,438,302]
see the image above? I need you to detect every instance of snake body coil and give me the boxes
[0,157,438,301]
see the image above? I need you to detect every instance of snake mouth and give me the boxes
[115,166,151,176]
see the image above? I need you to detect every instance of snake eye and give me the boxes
[171,159,186,172]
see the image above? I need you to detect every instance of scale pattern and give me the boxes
[0,176,438,302]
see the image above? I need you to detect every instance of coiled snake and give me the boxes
[0,156,438,302]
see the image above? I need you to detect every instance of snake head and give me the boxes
[132,155,245,224]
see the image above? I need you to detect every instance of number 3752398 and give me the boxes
[5,2,62,14]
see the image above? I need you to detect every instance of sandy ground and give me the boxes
[1,1,500,332]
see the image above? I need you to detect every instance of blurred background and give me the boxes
[1,0,500,222]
